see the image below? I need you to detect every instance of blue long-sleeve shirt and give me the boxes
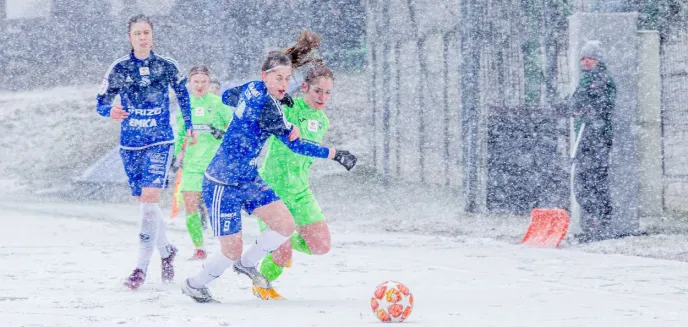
[96,50,193,149]
[204,81,330,185]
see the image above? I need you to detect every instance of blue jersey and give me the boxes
[96,50,193,150]
[204,81,330,185]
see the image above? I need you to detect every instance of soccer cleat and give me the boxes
[252,285,286,300]
[124,268,146,290]
[181,278,218,303]
[233,260,271,289]
[189,249,207,261]
[161,245,178,283]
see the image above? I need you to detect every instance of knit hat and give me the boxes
[580,40,603,61]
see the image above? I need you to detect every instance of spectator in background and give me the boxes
[569,40,616,243]
[209,79,221,95]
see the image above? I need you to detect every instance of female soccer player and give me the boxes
[181,31,357,303]
[173,65,232,261]
[252,63,336,300]
[96,14,197,290]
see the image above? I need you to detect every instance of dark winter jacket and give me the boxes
[569,62,616,168]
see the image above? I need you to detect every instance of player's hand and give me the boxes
[332,149,357,171]
[110,105,128,122]
[187,130,198,145]
[288,125,301,142]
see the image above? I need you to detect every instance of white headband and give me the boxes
[264,65,291,73]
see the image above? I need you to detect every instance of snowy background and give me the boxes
[2,0,688,326]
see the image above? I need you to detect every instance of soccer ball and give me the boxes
[370,281,414,323]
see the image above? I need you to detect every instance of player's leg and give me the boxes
[258,192,329,287]
[120,148,158,290]
[291,192,330,255]
[235,178,294,290]
[139,144,178,282]
[181,171,206,259]
[198,199,209,231]
[182,179,243,303]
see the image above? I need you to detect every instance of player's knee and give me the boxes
[140,190,161,203]
[272,217,296,236]
[220,245,241,261]
[311,238,331,255]
[219,238,242,261]
[273,245,293,266]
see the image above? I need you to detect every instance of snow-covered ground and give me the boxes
[3,80,688,326]
[2,189,688,327]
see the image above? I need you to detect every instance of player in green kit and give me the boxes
[173,66,233,260]
[253,63,337,300]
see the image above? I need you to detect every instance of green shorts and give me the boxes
[180,171,204,193]
[258,190,325,231]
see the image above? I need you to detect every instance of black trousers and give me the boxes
[574,163,613,237]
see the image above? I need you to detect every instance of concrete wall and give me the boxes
[569,13,639,235]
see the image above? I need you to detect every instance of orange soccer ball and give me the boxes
[370,281,414,323]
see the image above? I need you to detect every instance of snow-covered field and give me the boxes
[2,190,688,327]
[3,81,688,326]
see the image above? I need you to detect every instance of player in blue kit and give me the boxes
[96,14,198,290]
[181,30,357,303]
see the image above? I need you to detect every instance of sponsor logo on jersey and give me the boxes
[131,108,162,116]
[192,124,213,132]
[139,66,150,76]
[195,107,205,116]
[139,76,151,87]
[129,118,158,128]
[148,152,167,164]
[307,120,320,132]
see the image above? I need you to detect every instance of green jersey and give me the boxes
[259,97,329,196]
[174,93,232,174]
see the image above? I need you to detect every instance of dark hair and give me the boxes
[261,30,322,72]
[128,14,153,32]
[189,65,211,77]
[304,63,334,86]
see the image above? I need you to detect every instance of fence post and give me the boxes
[636,30,663,217]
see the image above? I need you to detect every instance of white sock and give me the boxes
[151,204,171,258]
[136,203,159,272]
[240,228,289,267]
[189,252,234,288]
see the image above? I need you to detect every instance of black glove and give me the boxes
[280,93,294,107]
[210,125,226,140]
[333,149,357,171]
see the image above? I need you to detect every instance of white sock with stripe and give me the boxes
[189,252,234,288]
[240,228,289,267]
[151,204,171,258]
[136,203,159,272]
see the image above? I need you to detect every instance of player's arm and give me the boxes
[96,66,122,118]
[210,100,233,140]
[222,86,242,107]
[258,97,357,170]
[168,63,193,132]
[174,110,186,157]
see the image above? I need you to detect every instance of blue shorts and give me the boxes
[120,144,174,197]
[202,176,280,236]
